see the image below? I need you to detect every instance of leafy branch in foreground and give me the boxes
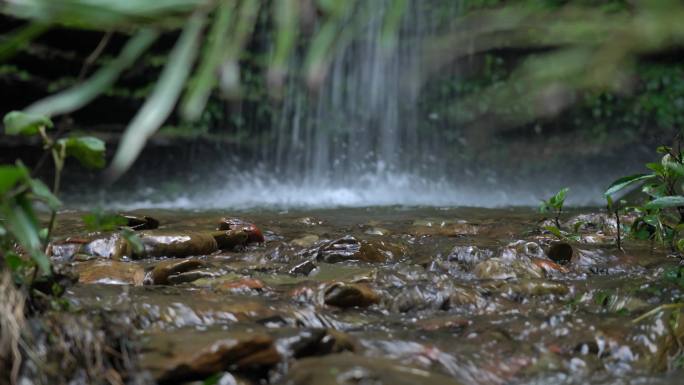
[604,144,684,253]
[1,111,106,286]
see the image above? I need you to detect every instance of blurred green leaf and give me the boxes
[2,197,50,274]
[58,136,106,169]
[219,0,260,97]
[26,29,159,118]
[121,228,144,254]
[4,252,27,271]
[0,164,28,195]
[604,174,654,196]
[644,196,684,210]
[181,2,234,121]
[3,110,53,136]
[108,12,206,180]
[82,211,126,232]
[0,22,49,62]
[28,178,61,210]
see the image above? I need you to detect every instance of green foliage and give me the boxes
[605,144,684,251]
[539,187,569,235]
[539,187,568,214]
[82,211,127,232]
[3,110,53,136]
[1,111,107,286]
[0,162,54,275]
[58,136,106,169]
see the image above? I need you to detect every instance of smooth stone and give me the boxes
[288,259,317,276]
[212,229,249,250]
[317,236,399,263]
[473,257,544,280]
[135,231,218,258]
[217,218,265,243]
[150,259,205,285]
[121,214,159,231]
[447,245,494,268]
[77,261,144,286]
[323,282,380,308]
[215,278,266,292]
[278,353,464,385]
[412,219,478,237]
[83,233,131,260]
[290,234,320,248]
[151,332,280,384]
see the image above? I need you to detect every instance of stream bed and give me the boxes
[39,206,684,384]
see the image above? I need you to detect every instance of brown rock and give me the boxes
[317,236,399,263]
[156,334,280,384]
[77,261,144,286]
[323,282,380,308]
[150,259,204,285]
[136,231,218,258]
[217,218,265,244]
[215,278,265,292]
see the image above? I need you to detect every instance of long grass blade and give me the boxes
[180,1,235,122]
[25,29,158,117]
[107,13,206,181]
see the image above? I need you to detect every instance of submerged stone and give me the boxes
[77,261,144,286]
[217,217,265,244]
[290,234,320,248]
[279,353,464,385]
[474,257,544,280]
[149,259,205,285]
[121,214,160,231]
[447,245,494,268]
[153,333,280,384]
[136,231,218,258]
[316,236,399,263]
[323,282,380,308]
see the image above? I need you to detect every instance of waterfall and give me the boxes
[270,0,448,187]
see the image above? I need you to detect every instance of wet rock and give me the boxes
[217,218,265,244]
[136,231,218,258]
[412,219,478,237]
[446,285,487,309]
[417,316,470,332]
[47,239,87,261]
[286,329,358,359]
[153,333,280,384]
[279,353,463,385]
[288,259,317,276]
[121,214,159,230]
[447,245,493,268]
[290,234,319,248]
[391,285,450,312]
[364,227,390,236]
[547,242,573,265]
[505,279,570,296]
[77,261,144,286]
[149,259,205,285]
[212,229,249,250]
[531,257,569,275]
[215,278,266,292]
[323,282,380,308]
[501,240,545,260]
[474,257,543,280]
[317,236,398,263]
[84,233,131,260]
[565,213,617,235]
